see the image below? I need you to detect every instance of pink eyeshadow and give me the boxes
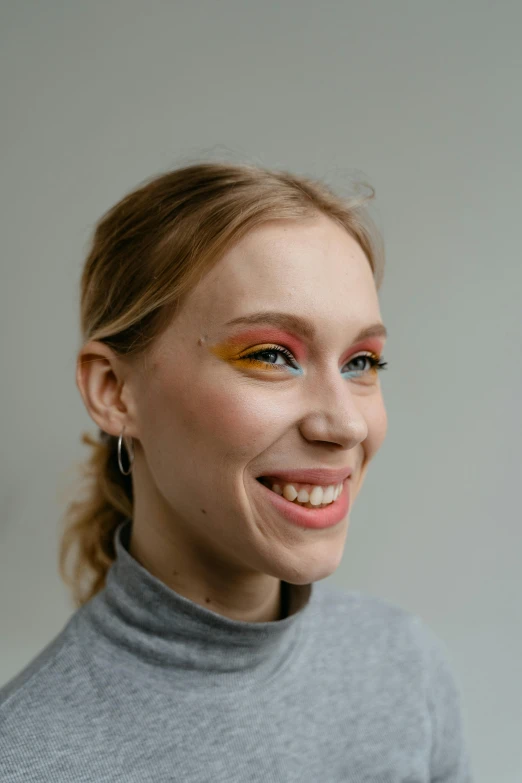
[339,336,385,365]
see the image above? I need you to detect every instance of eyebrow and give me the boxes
[224,311,388,344]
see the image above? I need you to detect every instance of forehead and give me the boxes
[173,215,380,342]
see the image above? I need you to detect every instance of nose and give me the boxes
[298,372,369,448]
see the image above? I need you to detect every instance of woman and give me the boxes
[0,162,474,781]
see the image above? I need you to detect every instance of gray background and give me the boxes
[1,2,521,780]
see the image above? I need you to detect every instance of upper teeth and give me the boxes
[263,479,343,506]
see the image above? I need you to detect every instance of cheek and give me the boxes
[171,376,276,462]
[365,399,388,456]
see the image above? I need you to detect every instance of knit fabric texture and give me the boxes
[0,518,474,782]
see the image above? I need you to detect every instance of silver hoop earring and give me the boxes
[117,426,134,476]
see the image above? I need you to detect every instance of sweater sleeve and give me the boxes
[412,616,475,782]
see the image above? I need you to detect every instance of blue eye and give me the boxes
[345,353,389,376]
[241,345,388,377]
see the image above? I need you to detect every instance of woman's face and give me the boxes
[123,213,388,586]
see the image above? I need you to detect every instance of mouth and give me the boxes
[255,465,352,486]
[255,476,345,510]
[253,475,350,529]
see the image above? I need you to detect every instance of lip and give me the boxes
[253,475,350,529]
[256,467,352,486]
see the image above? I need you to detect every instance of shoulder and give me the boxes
[312,580,425,638]
[309,583,474,778]
[312,581,473,777]
[311,580,453,672]
[0,629,72,710]
[0,612,93,779]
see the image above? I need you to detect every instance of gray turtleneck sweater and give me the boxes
[0,519,474,782]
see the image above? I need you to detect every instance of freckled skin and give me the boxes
[78,214,388,623]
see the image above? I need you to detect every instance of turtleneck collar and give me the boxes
[82,519,316,690]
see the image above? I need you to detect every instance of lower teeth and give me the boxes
[292,500,333,509]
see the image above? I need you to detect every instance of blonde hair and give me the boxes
[59,161,386,608]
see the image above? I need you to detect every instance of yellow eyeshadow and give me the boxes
[208,343,239,361]
[208,342,282,371]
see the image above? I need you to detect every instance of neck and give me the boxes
[127,518,290,623]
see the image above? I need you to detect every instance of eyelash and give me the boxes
[240,344,389,377]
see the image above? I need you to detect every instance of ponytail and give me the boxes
[58,430,133,608]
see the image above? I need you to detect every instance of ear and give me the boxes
[75,340,136,438]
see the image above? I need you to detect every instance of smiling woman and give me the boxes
[0,162,474,782]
